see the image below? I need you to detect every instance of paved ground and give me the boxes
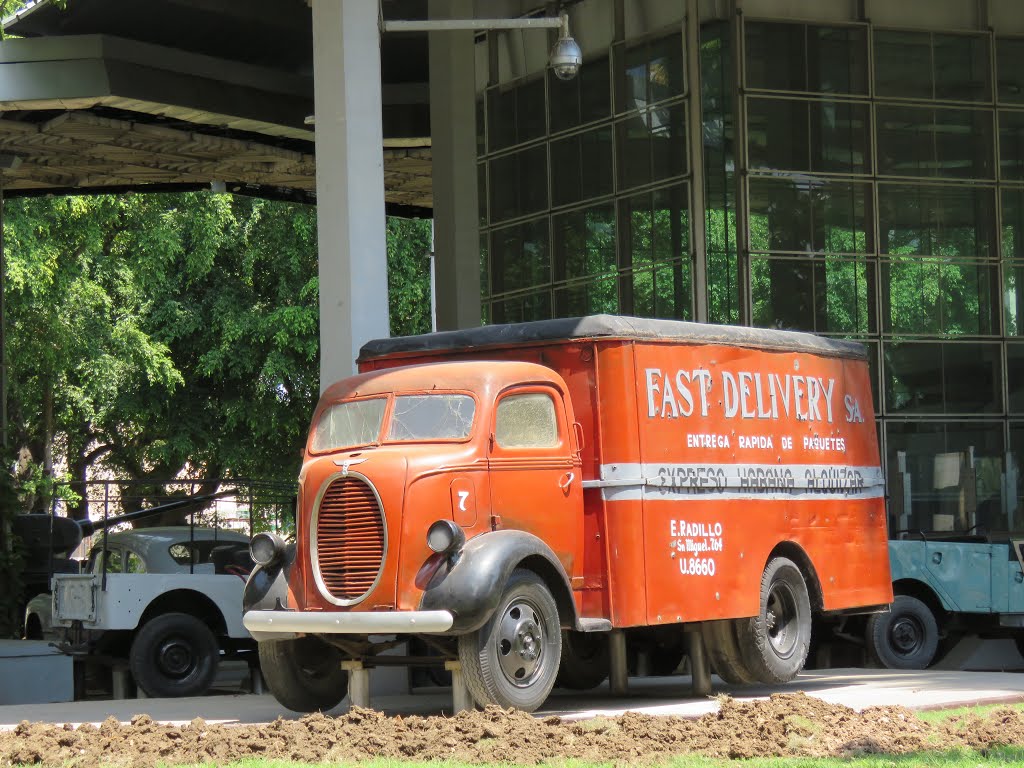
[3,667,1024,730]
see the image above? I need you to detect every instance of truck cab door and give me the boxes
[487,385,581,578]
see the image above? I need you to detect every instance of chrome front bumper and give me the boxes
[242,609,455,639]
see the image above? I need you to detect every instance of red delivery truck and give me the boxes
[243,315,892,712]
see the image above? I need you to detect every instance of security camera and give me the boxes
[549,13,582,81]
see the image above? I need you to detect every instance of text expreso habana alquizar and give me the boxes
[644,368,839,423]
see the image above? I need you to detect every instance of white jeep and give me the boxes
[25,526,256,698]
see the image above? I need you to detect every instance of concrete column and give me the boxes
[428,0,482,331]
[312,0,391,390]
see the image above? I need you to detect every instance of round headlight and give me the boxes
[250,532,285,566]
[426,520,465,555]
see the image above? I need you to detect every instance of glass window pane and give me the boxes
[554,277,619,317]
[746,22,867,95]
[877,106,993,180]
[615,101,687,191]
[485,78,546,153]
[615,33,684,114]
[496,393,558,448]
[749,178,870,254]
[882,259,998,335]
[997,38,1024,104]
[886,421,1005,534]
[488,146,548,223]
[745,22,806,92]
[1000,110,1024,181]
[630,260,692,320]
[1008,344,1024,412]
[875,30,932,100]
[620,184,690,268]
[553,205,616,282]
[884,342,1002,414]
[748,98,869,175]
[751,257,874,334]
[549,57,611,132]
[490,218,549,295]
[933,33,990,102]
[878,184,996,259]
[1003,188,1024,261]
[490,291,552,324]
[550,127,613,207]
[807,25,868,95]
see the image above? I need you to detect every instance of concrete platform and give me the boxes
[2,667,1024,729]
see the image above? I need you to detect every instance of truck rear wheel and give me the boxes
[129,612,219,698]
[866,595,939,670]
[458,569,561,712]
[701,618,755,685]
[556,630,609,690]
[737,557,811,684]
[259,636,349,712]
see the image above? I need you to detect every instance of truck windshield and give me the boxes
[311,397,387,451]
[386,394,475,441]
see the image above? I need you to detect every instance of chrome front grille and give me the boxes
[313,474,386,604]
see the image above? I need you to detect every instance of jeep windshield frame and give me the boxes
[309,391,477,454]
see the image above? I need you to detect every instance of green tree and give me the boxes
[5,192,433,517]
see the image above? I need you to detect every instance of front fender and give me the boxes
[243,542,297,614]
[418,529,574,633]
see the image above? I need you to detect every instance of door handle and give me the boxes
[559,472,575,491]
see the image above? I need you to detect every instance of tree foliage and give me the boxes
[5,192,432,517]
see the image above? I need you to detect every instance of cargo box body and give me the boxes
[356,315,893,630]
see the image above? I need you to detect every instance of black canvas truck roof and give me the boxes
[358,315,867,363]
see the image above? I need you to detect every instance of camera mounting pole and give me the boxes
[382,12,582,80]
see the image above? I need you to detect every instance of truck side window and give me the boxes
[495,392,559,448]
[100,548,123,574]
[125,551,146,574]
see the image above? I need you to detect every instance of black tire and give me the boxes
[259,636,349,712]
[556,630,609,690]
[458,569,561,712]
[702,618,756,685]
[866,595,939,670]
[737,557,812,684]
[129,612,220,698]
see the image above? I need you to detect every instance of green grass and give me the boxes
[156,749,1024,768]
[914,701,1024,724]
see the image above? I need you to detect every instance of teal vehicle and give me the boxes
[868,536,1024,669]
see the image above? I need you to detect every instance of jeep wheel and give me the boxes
[259,636,348,712]
[737,557,812,684]
[129,612,219,698]
[866,595,939,670]
[458,569,561,712]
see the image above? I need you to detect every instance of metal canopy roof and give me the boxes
[0,0,433,213]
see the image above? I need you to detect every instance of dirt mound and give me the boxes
[3,693,1024,766]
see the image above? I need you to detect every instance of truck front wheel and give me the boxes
[129,612,219,698]
[259,636,349,712]
[737,557,811,684]
[866,595,939,670]
[458,569,561,712]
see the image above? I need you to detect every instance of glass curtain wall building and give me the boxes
[473,0,1024,537]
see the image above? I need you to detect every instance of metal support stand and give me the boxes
[608,629,628,695]
[686,630,712,697]
[343,660,371,708]
[249,665,264,695]
[112,666,133,699]
[445,660,473,713]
